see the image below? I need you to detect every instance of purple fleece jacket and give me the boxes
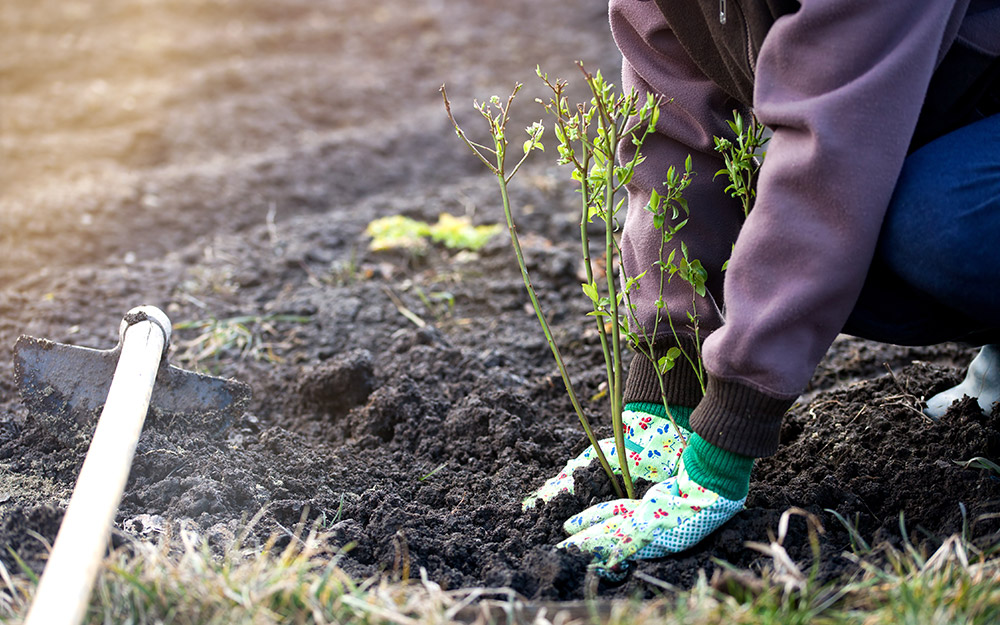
[612,0,1000,457]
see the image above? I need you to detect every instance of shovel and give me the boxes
[13,306,251,625]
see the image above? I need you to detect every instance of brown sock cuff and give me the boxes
[624,335,706,409]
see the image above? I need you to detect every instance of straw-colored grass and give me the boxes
[2,510,999,625]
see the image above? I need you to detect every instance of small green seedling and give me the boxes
[364,213,500,253]
[954,456,1000,476]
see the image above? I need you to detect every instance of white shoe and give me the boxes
[925,345,1000,419]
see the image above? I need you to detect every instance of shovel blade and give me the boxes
[13,335,251,435]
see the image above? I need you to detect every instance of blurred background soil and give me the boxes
[2,0,997,601]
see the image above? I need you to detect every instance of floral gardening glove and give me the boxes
[522,403,692,510]
[558,434,752,576]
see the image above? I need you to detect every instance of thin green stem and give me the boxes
[580,64,635,498]
[602,122,634,499]
[648,221,687,437]
[664,299,706,394]
[443,83,623,498]
[689,294,706,392]
[496,170,623,498]
[578,148,616,416]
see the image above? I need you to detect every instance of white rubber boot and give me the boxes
[925,345,1000,419]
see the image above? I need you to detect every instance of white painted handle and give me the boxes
[24,316,167,625]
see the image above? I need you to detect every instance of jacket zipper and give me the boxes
[723,0,757,75]
[741,1,755,74]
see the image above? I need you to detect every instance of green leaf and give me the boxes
[427,213,501,251]
[954,457,1000,475]
[679,258,708,297]
[582,281,599,303]
[657,353,677,374]
[364,215,432,251]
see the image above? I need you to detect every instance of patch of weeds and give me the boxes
[364,213,501,253]
[364,214,428,251]
[383,282,456,329]
[640,509,1000,624]
[412,284,455,321]
[172,313,311,370]
[327,246,365,287]
[178,265,238,298]
[837,516,1000,625]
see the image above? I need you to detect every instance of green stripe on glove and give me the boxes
[682,433,753,500]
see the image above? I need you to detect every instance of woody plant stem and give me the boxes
[441,83,624,499]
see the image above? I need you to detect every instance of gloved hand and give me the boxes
[925,344,1000,419]
[522,403,692,510]
[557,434,752,576]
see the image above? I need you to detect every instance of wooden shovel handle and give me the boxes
[24,312,168,625]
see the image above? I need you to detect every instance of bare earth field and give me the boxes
[2,0,998,602]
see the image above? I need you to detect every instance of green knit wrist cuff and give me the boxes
[624,402,693,432]
[682,434,754,500]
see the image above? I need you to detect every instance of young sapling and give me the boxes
[536,64,666,498]
[441,83,625,498]
[441,77,769,502]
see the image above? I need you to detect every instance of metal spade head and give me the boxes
[13,331,251,436]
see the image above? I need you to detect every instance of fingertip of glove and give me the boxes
[593,560,632,583]
[562,515,584,535]
[556,541,633,584]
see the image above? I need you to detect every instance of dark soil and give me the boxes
[3,0,999,602]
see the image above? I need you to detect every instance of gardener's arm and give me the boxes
[612,0,747,411]
[553,0,975,574]
[691,0,970,457]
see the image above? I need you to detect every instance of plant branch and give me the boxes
[443,83,624,498]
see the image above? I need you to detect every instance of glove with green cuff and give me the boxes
[557,433,752,575]
[522,403,692,510]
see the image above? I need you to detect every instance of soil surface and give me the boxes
[3,0,999,602]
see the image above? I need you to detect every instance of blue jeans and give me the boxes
[844,113,1000,346]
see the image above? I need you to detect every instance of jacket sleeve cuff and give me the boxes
[689,374,796,457]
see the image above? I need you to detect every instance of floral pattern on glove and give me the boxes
[556,459,744,573]
[522,407,689,509]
